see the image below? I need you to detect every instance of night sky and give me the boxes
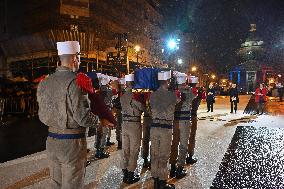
[161,0,284,74]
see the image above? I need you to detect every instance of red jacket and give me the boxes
[88,92,117,125]
[255,87,267,103]
[76,73,117,125]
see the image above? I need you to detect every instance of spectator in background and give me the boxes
[206,84,215,112]
[255,83,267,115]
[228,83,239,113]
[201,87,206,101]
[276,82,283,102]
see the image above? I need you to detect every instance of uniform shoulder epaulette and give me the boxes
[76,72,94,94]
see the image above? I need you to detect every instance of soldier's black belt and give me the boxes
[48,132,85,139]
[174,117,191,121]
[151,123,173,129]
[123,119,141,123]
[174,111,191,115]
[122,114,141,122]
[122,114,140,117]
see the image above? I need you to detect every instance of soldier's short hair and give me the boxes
[59,54,72,62]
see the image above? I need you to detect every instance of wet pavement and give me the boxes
[212,126,284,188]
[1,95,284,189]
[0,116,47,163]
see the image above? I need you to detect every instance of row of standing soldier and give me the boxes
[118,71,201,189]
[37,41,202,189]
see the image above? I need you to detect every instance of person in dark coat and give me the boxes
[206,84,215,112]
[277,83,283,102]
[228,83,239,113]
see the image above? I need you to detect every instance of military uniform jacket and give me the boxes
[101,86,113,108]
[120,90,145,123]
[175,87,195,120]
[150,87,177,127]
[37,66,98,134]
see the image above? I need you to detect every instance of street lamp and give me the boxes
[167,38,179,51]
[177,58,183,64]
[211,74,216,79]
[134,45,141,63]
[191,66,197,72]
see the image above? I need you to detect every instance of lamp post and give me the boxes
[134,45,141,63]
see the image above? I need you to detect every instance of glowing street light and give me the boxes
[177,58,183,64]
[191,66,197,72]
[134,45,141,63]
[167,38,179,50]
[211,74,216,79]
[134,45,141,52]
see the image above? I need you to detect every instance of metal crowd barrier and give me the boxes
[2,96,38,116]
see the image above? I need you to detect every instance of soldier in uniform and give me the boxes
[120,74,145,184]
[186,76,201,164]
[150,71,178,189]
[37,41,113,189]
[101,75,116,146]
[94,74,112,159]
[113,78,125,150]
[169,73,194,179]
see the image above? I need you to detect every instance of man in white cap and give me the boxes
[94,74,113,159]
[186,76,201,164]
[120,74,145,184]
[37,41,113,189]
[150,71,178,189]
[169,73,194,179]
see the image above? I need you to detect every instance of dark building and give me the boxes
[0,0,164,79]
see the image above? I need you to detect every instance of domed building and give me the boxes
[230,24,267,92]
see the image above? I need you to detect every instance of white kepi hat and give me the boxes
[188,76,199,84]
[56,41,80,55]
[96,73,102,79]
[164,71,172,80]
[100,74,110,85]
[158,71,171,81]
[109,76,118,81]
[125,74,134,82]
[119,78,126,85]
[176,72,188,84]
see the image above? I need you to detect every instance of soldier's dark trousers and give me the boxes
[95,125,103,149]
[142,115,151,160]
[122,122,142,172]
[188,116,198,156]
[170,120,190,166]
[150,127,172,180]
[115,110,123,142]
[46,137,87,189]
